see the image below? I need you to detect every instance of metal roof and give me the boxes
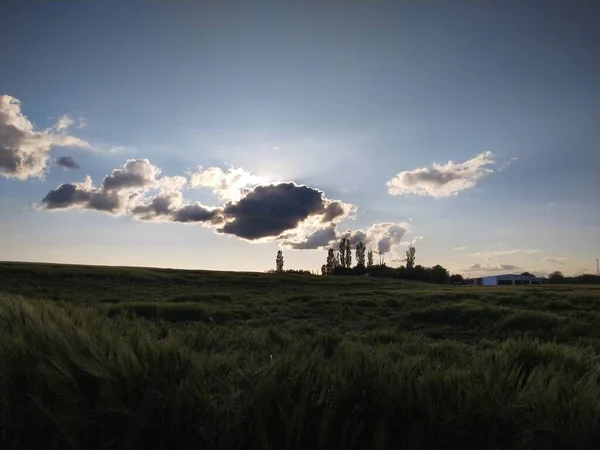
[482,274,543,281]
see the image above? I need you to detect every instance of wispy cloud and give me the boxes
[469,249,540,258]
[462,263,521,273]
[386,151,497,197]
[54,115,74,132]
[453,246,467,252]
[543,257,567,265]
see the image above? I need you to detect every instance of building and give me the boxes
[474,274,544,286]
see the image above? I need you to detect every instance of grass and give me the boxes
[1,262,600,449]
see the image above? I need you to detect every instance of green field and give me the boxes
[1,262,600,449]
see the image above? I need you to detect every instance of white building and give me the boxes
[477,274,544,286]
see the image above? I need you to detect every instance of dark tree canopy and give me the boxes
[338,239,347,269]
[276,250,284,273]
[367,249,374,268]
[356,242,366,267]
[405,246,416,270]
[345,238,352,269]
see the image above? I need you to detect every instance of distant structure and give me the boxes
[472,273,544,286]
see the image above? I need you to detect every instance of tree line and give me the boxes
[271,247,600,285]
[273,240,453,284]
[317,238,450,283]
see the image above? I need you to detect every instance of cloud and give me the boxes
[130,192,181,220]
[40,159,162,214]
[130,175,191,221]
[102,159,161,191]
[171,203,219,223]
[54,115,74,132]
[453,246,467,252]
[386,151,496,197]
[55,156,80,170]
[543,257,567,265]
[0,95,90,180]
[217,182,337,240]
[281,221,413,254]
[189,166,267,202]
[39,160,357,246]
[41,176,121,213]
[367,222,410,254]
[321,200,356,223]
[290,222,410,253]
[341,229,368,247]
[463,263,521,273]
[469,249,539,258]
[282,223,338,250]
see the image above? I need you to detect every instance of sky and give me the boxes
[1,0,599,276]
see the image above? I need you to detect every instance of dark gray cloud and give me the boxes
[217,183,327,240]
[282,224,337,250]
[130,194,175,220]
[40,160,161,214]
[1,95,89,180]
[132,194,219,224]
[41,177,121,212]
[55,156,80,169]
[321,201,348,223]
[341,229,368,247]
[171,203,219,223]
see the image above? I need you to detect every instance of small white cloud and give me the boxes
[386,151,496,197]
[453,246,467,252]
[54,115,74,132]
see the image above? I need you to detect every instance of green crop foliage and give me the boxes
[1,262,600,449]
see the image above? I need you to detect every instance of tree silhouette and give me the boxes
[367,249,374,268]
[276,250,284,273]
[406,245,416,270]
[345,238,352,269]
[450,274,464,284]
[338,239,347,268]
[548,270,564,283]
[356,242,366,267]
[430,264,450,284]
[326,248,336,274]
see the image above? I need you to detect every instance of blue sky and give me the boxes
[1,0,598,275]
